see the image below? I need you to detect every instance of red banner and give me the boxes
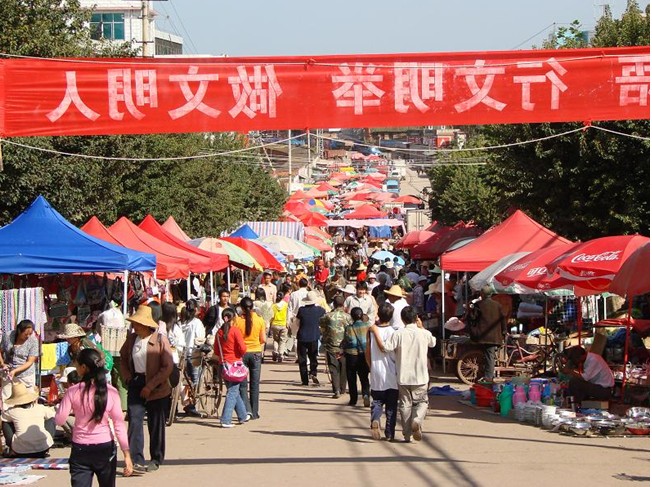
[0,47,648,137]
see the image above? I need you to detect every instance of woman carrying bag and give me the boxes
[214,309,249,428]
[55,348,133,486]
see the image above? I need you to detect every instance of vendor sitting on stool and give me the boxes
[562,345,614,403]
[1,383,56,458]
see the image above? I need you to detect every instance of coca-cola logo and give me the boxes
[570,251,622,264]
[507,262,531,272]
[525,266,547,277]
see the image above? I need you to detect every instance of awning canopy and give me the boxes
[0,196,155,274]
[162,216,191,241]
[440,210,571,272]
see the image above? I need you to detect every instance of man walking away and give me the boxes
[343,308,371,407]
[366,302,398,441]
[475,285,507,381]
[375,306,436,443]
[296,291,325,386]
[319,295,351,398]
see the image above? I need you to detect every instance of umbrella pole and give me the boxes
[210,270,214,306]
[122,271,128,316]
[621,297,633,399]
[576,296,582,346]
[187,273,191,301]
[227,267,231,290]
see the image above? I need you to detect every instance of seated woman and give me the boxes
[1,383,56,458]
[562,345,614,403]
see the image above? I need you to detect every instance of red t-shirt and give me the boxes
[315,267,330,284]
[215,326,246,363]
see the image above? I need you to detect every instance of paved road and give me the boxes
[400,166,431,197]
[42,354,648,487]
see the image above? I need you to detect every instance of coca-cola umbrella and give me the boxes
[546,235,650,283]
[609,242,650,298]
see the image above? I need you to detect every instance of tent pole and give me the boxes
[440,268,446,373]
[122,271,128,316]
[621,297,633,399]
[576,296,582,346]
[227,267,231,290]
[543,297,549,374]
[187,273,191,301]
[210,270,215,306]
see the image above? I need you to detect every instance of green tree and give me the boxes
[0,0,285,235]
[429,0,650,240]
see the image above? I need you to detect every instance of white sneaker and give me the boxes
[220,423,234,428]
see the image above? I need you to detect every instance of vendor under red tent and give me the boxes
[138,215,229,272]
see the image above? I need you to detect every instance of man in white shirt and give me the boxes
[563,346,614,403]
[259,272,277,303]
[366,273,379,293]
[384,285,409,330]
[287,278,310,336]
[344,282,378,324]
[375,306,436,443]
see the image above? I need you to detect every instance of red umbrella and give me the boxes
[305,187,329,198]
[298,212,328,227]
[344,204,387,220]
[316,182,337,192]
[289,190,310,200]
[546,235,650,282]
[305,235,332,251]
[609,242,650,297]
[284,200,310,215]
[394,195,422,205]
[395,230,435,249]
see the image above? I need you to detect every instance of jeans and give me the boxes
[186,358,200,386]
[69,441,116,487]
[127,374,168,466]
[371,388,399,440]
[345,353,370,405]
[297,341,319,385]
[484,345,497,380]
[398,384,429,440]
[221,380,248,425]
[326,351,347,394]
[239,352,262,419]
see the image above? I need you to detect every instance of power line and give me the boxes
[167,0,199,55]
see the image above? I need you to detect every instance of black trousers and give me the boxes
[127,374,168,466]
[69,441,116,487]
[345,353,370,405]
[297,341,319,385]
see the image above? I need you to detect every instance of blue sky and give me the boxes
[155,0,647,57]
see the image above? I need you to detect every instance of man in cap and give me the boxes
[473,285,507,381]
[296,291,326,386]
[384,285,409,330]
[259,272,277,303]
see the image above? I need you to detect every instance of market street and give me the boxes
[41,357,649,487]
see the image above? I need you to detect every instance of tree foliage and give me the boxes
[427,0,650,241]
[0,0,285,237]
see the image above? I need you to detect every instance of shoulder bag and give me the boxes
[215,332,248,383]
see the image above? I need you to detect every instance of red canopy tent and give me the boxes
[221,237,284,271]
[109,218,204,279]
[316,182,337,192]
[289,190,310,200]
[304,187,329,198]
[138,215,229,272]
[410,222,481,260]
[440,210,571,271]
[162,216,191,242]
[395,230,435,249]
[305,235,332,252]
[82,217,190,279]
[284,200,310,215]
[298,212,328,227]
[394,195,422,205]
[343,204,387,220]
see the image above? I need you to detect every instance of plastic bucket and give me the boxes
[474,384,495,407]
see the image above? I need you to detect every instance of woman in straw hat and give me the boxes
[56,347,133,484]
[1,382,55,458]
[0,320,39,405]
[119,305,173,474]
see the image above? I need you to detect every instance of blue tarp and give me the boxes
[369,226,392,239]
[229,224,259,239]
[0,196,156,274]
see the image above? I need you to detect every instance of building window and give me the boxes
[90,13,125,41]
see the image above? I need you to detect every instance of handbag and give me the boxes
[215,332,248,383]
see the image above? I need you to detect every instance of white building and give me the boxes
[80,0,183,56]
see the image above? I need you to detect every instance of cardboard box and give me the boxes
[581,400,610,410]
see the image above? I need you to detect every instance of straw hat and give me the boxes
[57,323,86,340]
[424,283,438,296]
[340,284,356,295]
[302,291,320,306]
[384,285,405,298]
[126,305,159,330]
[356,263,367,271]
[5,383,39,407]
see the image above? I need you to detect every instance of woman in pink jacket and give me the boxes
[55,348,133,486]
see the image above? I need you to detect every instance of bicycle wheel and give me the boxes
[166,382,181,427]
[456,350,485,385]
[195,364,219,417]
[213,367,224,412]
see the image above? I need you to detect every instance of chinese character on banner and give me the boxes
[616,55,650,107]
[46,71,100,122]
[513,58,568,111]
[332,63,385,115]
[454,60,506,112]
[394,62,444,113]
[168,66,220,119]
[228,65,282,118]
[108,69,158,120]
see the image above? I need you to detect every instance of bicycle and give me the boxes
[167,344,223,426]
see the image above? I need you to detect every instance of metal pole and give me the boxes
[210,270,215,305]
[187,273,191,301]
[227,267,231,290]
[288,129,292,195]
[122,271,128,316]
[307,129,312,180]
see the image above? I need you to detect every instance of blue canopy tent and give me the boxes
[0,196,156,274]
[229,224,259,239]
[369,225,392,239]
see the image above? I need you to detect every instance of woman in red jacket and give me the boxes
[214,309,249,428]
